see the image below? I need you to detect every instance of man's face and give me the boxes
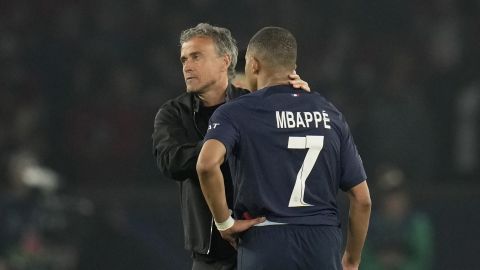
[180,36,227,93]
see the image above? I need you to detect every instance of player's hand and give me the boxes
[288,70,310,92]
[341,256,359,270]
[219,217,266,249]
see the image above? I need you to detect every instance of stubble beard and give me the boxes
[186,79,217,94]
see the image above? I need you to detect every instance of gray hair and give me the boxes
[180,23,238,79]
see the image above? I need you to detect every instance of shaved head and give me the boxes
[246,27,297,71]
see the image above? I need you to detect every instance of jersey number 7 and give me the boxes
[287,136,324,207]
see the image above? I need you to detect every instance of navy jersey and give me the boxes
[204,85,366,226]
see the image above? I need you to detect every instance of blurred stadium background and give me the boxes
[0,0,479,269]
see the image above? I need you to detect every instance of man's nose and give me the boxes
[183,59,193,72]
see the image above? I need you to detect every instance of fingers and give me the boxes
[235,217,266,232]
[288,73,300,79]
[220,217,266,249]
[250,217,267,226]
[288,71,310,91]
[222,233,238,249]
[291,81,310,91]
[219,226,238,249]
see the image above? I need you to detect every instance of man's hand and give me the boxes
[219,217,266,249]
[288,70,310,91]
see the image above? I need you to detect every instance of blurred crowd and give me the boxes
[1,0,479,269]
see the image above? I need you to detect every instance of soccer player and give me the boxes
[152,23,310,270]
[197,27,371,270]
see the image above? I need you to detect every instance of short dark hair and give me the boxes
[180,23,238,79]
[247,27,297,70]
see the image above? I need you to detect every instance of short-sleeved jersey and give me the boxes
[204,85,366,226]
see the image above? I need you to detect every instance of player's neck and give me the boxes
[198,79,228,107]
[257,71,291,90]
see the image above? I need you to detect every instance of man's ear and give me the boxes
[222,54,231,72]
[252,57,260,75]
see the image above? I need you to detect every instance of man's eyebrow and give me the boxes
[190,51,202,57]
[180,51,201,61]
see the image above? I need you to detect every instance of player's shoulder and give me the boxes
[224,89,259,107]
[306,89,331,104]
[218,97,245,115]
[306,90,350,129]
[211,96,245,120]
[311,91,343,114]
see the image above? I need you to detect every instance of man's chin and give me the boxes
[186,81,214,94]
[185,83,197,92]
[186,83,207,93]
[186,87,199,93]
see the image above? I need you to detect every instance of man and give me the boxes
[197,27,371,270]
[152,23,308,270]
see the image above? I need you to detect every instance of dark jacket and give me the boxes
[152,85,248,257]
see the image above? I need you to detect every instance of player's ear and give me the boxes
[252,57,260,75]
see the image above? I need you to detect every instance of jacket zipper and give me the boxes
[193,109,214,255]
[192,111,203,138]
[206,217,214,254]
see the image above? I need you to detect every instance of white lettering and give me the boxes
[276,111,287,128]
[296,112,306,128]
[313,111,322,128]
[286,111,295,128]
[275,110,331,130]
[208,123,221,130]
[322,111,331,129]
[304,112,313,128]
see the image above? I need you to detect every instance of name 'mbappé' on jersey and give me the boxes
[204,85,367,226]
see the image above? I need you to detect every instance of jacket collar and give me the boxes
[192,84,235,113]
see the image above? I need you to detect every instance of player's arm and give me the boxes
[196,139,231,222]
[342,180,371,270]
[197,139,264,248]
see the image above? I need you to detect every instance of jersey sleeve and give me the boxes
[339,117,367,191]
[204,106,239,160]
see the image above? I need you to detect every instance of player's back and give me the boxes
[210,84,366,226]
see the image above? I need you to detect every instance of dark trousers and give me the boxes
[192,255,236,270]
[237,225,342,270]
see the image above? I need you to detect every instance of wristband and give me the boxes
[215,211,235,231]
